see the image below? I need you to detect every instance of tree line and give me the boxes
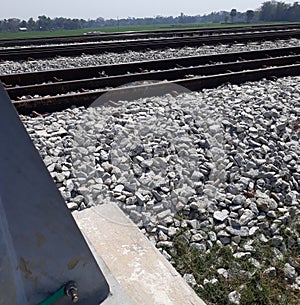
[0,1,299,33]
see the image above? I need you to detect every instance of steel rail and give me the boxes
[1,29,300,61]
[7,54,300,99]
[1,23,300,47]
[1,46,299,87]
[5,54,300,99]
[12,64,300,114]
[8,61,300,114]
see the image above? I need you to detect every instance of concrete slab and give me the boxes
[73,204,206,305]
[82,237,133,305]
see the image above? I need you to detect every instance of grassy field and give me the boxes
[0,22,295,40]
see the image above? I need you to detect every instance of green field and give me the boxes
[0,22,294,40]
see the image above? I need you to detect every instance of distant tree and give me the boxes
[230,9,237,23]
[287,2,300,21]
[260,1,277,21]
[65,19,83,30]
[7,18,20,32]
[0,19,10,32]
[27,17,36,31]
[53,17,64,30]
[259,1,299,22]
[246,10,255,23]
[36,15,51,31]
[1,2,298,34]
[95,17,105,27]
[179,12,184,23]
[275,1,289,20]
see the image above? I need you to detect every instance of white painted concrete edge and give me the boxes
[73,203,206,305]
[82,233,134,305]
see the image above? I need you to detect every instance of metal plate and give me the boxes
[0,84,109,305]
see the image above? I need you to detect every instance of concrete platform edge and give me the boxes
[73,203,206,305]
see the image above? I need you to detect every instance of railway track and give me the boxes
[1,29,300,61]
[2,46,299,114]
[1,23,300,48]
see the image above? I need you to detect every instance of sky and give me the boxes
[0,0,297,20]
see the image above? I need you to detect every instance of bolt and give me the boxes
[68,288,79,303]
[65,281,79,303]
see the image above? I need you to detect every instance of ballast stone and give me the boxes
[21,75,300,291]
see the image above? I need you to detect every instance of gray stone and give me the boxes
[249,226,259,236]
[267,211,277,218]
[152,190,162,202]
[208,231,217,242]
[102,162,114,172]
[256,197,270,212]
[157,209,172,220]
[114,184,124,193]
[100,150,109,161]
[158,230,168,241]
[55,173,65,183]
[168,227,178,237]
[191,233,205,242]
[135,191,146,205]
[234,153,245,166]
[239,210,255,225]
[232,195,245,205]
[191,171,204,181]
[157,225,169,234]
[203,278,218,285]
[258,234,269,243]
[263,267,276,277]
[132,164,143,176]
[188,219,200,229]
[183,273,197,288]
[47,163,56,172]
[189,201,200,210]
[284,263,297,279]
[220,236,231,245]
[217,268,229,279]
[156,241,173,248]
[272,248,284,261]
[231,236,241,244]
[213,210,229,222]
[249,202,259,215]
[233,252,251,259]
[228,291,241,305]
[228,218,241,227]
[226,226,249,237]
[130,210,142,223]
[191,242,207,253]
[67,201,78,210]
[229,211,239,219]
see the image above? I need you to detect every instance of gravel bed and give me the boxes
[21,76,300,292]
[1,38,299,75]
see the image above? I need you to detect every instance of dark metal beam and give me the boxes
[0,84,109,304]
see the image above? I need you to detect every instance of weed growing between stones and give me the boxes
[170,213,300,305]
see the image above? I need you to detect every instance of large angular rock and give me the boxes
[213,210,229,222]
